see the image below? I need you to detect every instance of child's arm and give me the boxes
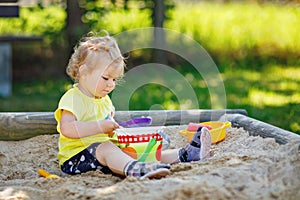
[59,110,119,139]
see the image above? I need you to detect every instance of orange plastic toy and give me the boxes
[38,169,60,179]
[180,121,231,144]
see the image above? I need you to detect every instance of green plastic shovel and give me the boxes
[138,138,157,162]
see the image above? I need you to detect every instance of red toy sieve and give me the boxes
[117,133,163,143]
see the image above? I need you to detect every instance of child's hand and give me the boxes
[99,120,119,136]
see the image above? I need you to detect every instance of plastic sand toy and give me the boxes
[118,117,152,128]
[38,169,60,179]
[116,126,164,162]
[180,121,231,144]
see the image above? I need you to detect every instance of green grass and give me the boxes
[0,2,300,134]
[0,79,71,112]
[119,63,300,134]
[165,2,300,62]
[96,1,300,64]
[0,5,66,45]
[1,64,299,134]
[223,65,300,134]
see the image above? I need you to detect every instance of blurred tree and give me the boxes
[153,0,167,64]
[142,0,175,64]
[64,0,174,59]
[65,0,87,53]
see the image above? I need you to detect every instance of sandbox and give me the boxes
[0,110,299,199]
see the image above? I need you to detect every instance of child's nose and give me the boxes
[107,79,115,87]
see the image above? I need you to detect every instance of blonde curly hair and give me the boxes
[66,31,125,82]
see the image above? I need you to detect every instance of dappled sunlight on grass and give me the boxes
[291,122,300,133]
[0,2,299,135]
[0,79,70,112]
[224,65,300,99]
[129,85,180,110]
[248,88,300,108]
[223,64,300,134]
[101,9,151,34]
[167,2,300,57]
[63,82,73,91]
[162,101,179,110]
[268,80,299,92]
[0,66,299,134]
[264,65,300,81]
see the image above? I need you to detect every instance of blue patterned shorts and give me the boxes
[61,143,112,175]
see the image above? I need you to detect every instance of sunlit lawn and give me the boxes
[223,65,300,134]
[0,1,299,135]
[1,64,299,135]
[0,80,70,112]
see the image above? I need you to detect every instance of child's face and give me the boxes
[82,64,123,98]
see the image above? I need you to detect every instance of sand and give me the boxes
[0,126,300,200]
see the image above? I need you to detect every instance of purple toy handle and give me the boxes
[118,117,152,127]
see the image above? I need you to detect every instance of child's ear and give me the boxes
[79,64,88,78]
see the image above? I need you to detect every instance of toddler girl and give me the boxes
[54,32,211,179]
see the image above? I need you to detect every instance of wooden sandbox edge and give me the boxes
[220,114,300,150]
[0,109,247,141]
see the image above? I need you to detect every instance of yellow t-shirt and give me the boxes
[54,84,115,166]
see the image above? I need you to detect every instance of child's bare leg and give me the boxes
[161,149,180,164]
[96,141,133,175]
[96,141,170,179]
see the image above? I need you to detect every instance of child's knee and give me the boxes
[95,141,118,163]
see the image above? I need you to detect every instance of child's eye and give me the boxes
[101,76,118,82]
